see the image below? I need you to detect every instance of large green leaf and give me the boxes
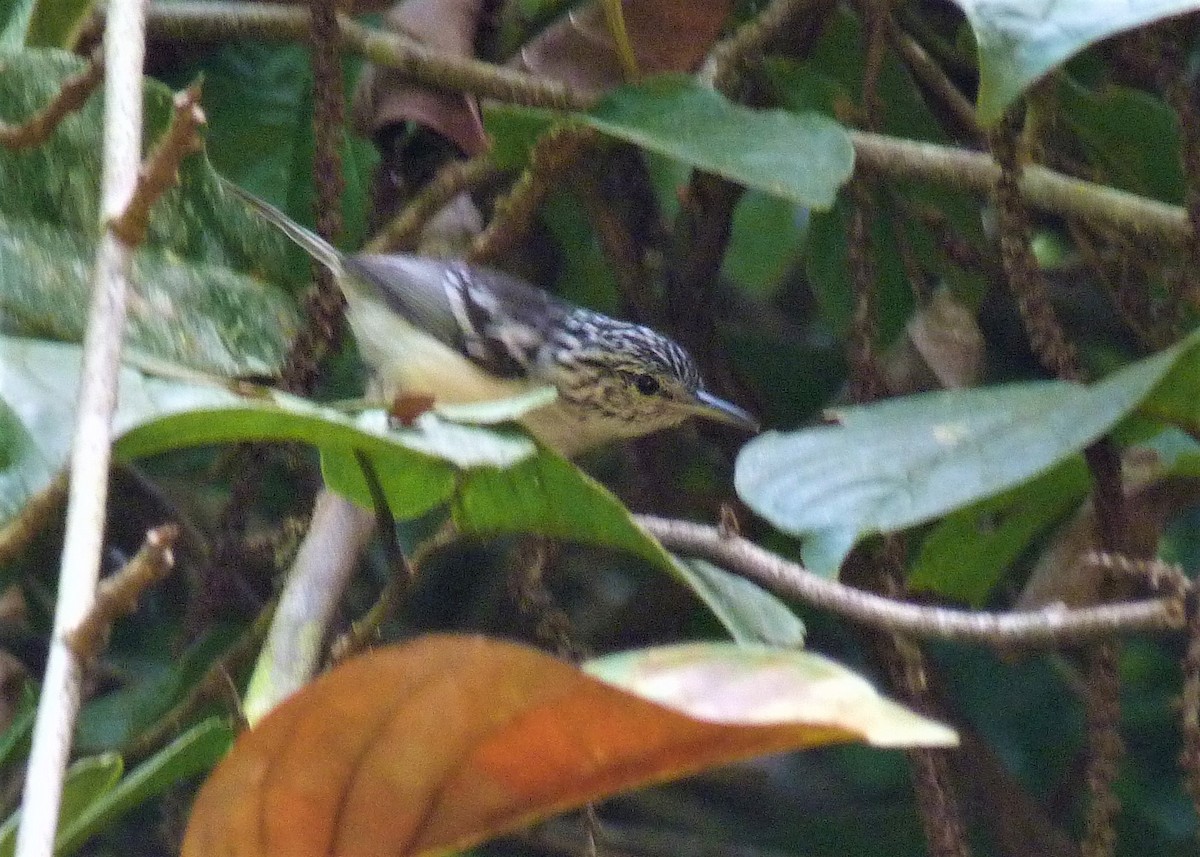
[0,49,299,376]
[0,0,33,48]
[947,0,1200,124]
[582,75,854,210]
[1,337,803,645]
[735,335,1200,575]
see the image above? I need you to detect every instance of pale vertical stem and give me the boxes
[14,0,148,852]
[243,490,376,725]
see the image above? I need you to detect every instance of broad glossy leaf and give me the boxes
[1,337,798,644]
[736,335,1199,575]
[0,49,298,376]
[582,76,854,210]
[0,337,517,527]
[182,635,955,857]
[947,0,1200,124]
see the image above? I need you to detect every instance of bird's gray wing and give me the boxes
[344,255,571,380]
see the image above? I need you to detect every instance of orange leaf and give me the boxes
[183,635,956,857]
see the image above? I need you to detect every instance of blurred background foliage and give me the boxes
[2,0,1200,854]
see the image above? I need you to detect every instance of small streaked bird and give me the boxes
[229,184,758,457]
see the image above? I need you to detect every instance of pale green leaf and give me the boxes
[947,0,1200,124]
[582,75,854,210]
[736,335,1199,574]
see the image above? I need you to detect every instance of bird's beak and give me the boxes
[690,390,760,433]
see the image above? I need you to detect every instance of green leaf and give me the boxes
[1055,76,1183,203]
[946,0,1200,124]
[453,451,806,644]
[24,0,92,48]
[0,685,35,769]
[0,49,299,376]
[673,557,806,647]
[0,754,123,857]
[581,75,854,210]
[76,627,239,754]
[735,335,1199,575]
[56,719,234,856]
[0,0,33,48]
[909,459,1092,605]
[0,337,522,528]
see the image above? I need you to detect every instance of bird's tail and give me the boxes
[222,179,344,275]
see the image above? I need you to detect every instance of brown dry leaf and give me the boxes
[884,288,984,394]
[182,634,956,857]
[1017,452,1200,609]
[513,0,734,94]
[352,0,488,153]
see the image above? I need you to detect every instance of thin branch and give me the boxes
[327,453,413,664]
[885,22,983,147]
[242,489,375,725]
[66,524,179,658]
[851,130,1191,245]
[15,0,150,850]
[109,84,206,247]
[366,155,503,253]
[0,51,104,150]
[0,473,66,567]
[468,126,599,264]
[635,516,1186,645]
[142,2,585,110]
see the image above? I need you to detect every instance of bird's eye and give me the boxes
[634,373,661,395]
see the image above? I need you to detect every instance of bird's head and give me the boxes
[540,310,759,441]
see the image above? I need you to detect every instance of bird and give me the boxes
[227,183,759,457]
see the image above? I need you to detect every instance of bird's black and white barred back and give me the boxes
[227,181,757,456]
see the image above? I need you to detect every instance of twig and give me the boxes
[242,489,375,725]
[66,524,179,658]
[0,473,67,567]
[141,2,585,111]
[366,155,503,253]
[331,522,458,660]
[0,51,104,150]
[885,22,983,146]
[635,516,1186,645]
[15,0,150,851]
[327,453,413,664]
[109,84,206,247]
[708,0,836,94]
[468,126,600,264]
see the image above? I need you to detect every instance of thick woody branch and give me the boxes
[636,515,1186,645]
[0,52,104,150]
[138,3,1193,247]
